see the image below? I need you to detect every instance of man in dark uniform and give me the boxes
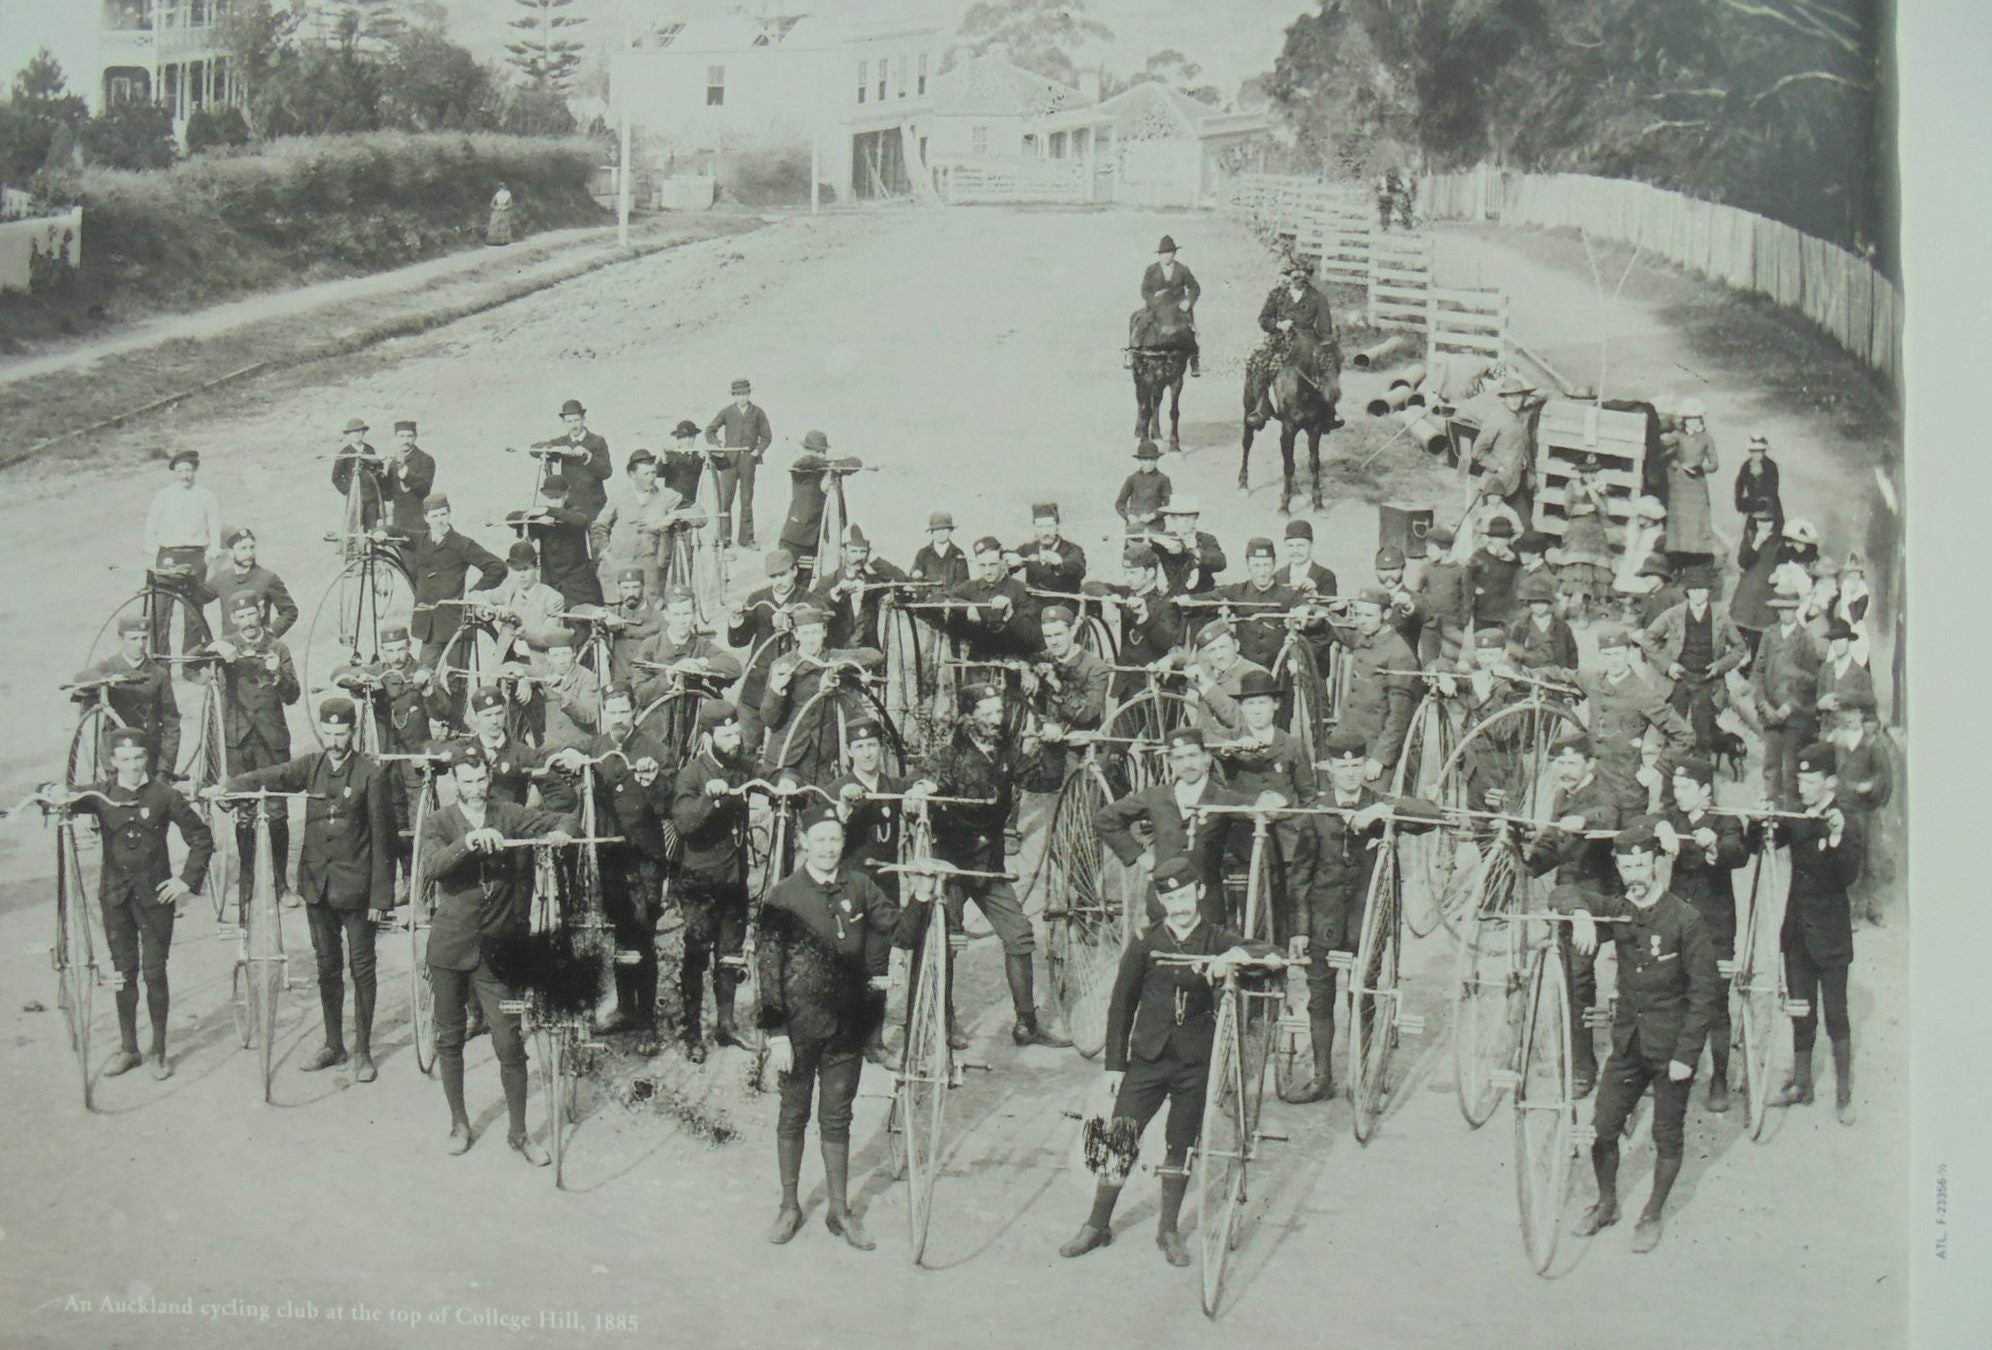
[777,429,864,583]
[1320,589,1418,784]
[1059,856,1275,1264]
[406,494,508,669]
[1638,564,1749,753]
[508,474,604,609]
[1469,516,1522,629]
[1562,825,1722,1253]
[759,807,900,1250]
[1656,755,1749,1111]
[1769,742,1864,1125]
[908,683,1069,1048]
[601,567,664,681]
[668,699,758,1062]
[384,419,437,537]
[211,592,302,906]
[1096,726,1257,923]
[830,717,911,894]
[220,696,394,1081]
[1096,542,1181,699]
[1207,667,1317,950]
[946,536,1040,661]
[74,613,181,776]
[422,742,579,1163]
[204,527,300,642]
[1524,731,1625,1096]
[1290,733,1438,1101]
[1279,519,1339,599]
[333,622,438,896]
[1136,234,1201,376]
[1374,544,1426,653]
[542,686,674,1036]
[535,398,614,523]
[1216,537,1301,671]
[726,548,810,759]
[706,377,773,549]
[1011,501,1087,596]
[632,589,744,709]
[760,601,885,794]
[1416,523,1470,662]
[64,728,214,1080]
[812,525,909,649]
[1153,497,1227,596]
[463,686,534,804]
[1246,258,1340,430]
[1026,604,1111,745]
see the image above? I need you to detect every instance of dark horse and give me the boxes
[1241,335,1342,514]
[1128,296,1193,450]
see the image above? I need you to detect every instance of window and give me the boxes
[896,56,908,98]
[918,53,928,96]
[857,60,867,104]
[706,65,724,107]
[971,126,988,156]
[877,63,887,101]
[107,74,141,105]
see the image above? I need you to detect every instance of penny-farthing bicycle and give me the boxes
[1718,813,1811,1141]
[1157,950,1303,1317]
[1488,909,1630,1276]
[5,787,113,1109]
[84,567,217,782]
[878,830,1003,1265]
[208,786,312,1103]
[1389,675,1462,937]
[379,748,447,1075]
[303,527,416,745]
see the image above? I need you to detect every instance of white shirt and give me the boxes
[145,483,223,554]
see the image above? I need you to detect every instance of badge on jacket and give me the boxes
[1650,933,1663,958]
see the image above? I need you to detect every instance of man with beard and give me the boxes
[541,686,673,1036]
[1009,501,1088,596]
[812,525,909,650]
[1216,538,1301,672]
[668,699,759,1062]
[727,549,811,758]
[1561,825,1721,1253]
[762,602,886,791]
[906,684,1069,1049]
[204,527,299,641]
[946,536,1039,662]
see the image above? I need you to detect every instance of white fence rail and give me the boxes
[0,208,83,294]
[1422,167,1901,387]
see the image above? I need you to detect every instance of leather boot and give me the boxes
[822,1140,874,1251]
[1156,1171,1192,1267]
[1831,1037,1856,1125]
[1770,1043,1815,1107]
[768,1134,805,1244]
[1706,1046,1731,1113]
[1007,954,1070,1048]
[1290,1012,1336,1102]
[713,976,748,1049]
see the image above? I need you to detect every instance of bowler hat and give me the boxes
[560,399,585,417]
[802,429,830,452]
[342,417,369,435]
[1156,235,1178,254]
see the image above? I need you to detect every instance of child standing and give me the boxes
[1114,440,1173,531]
[1558,457,1614,619]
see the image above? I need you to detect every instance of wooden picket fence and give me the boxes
[1422,166,1902,388]
[932,158,1091,205]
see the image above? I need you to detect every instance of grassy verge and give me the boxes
[1,132,612,352]
[0,212,767,478]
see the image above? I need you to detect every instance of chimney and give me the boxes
[1077,70,1101,103]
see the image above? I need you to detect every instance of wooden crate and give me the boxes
[1368,231,1433,332]
[1532,399,1649,544]
[1427,286,1508,367]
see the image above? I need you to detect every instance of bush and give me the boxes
[725,146,833,207]
[80,102,176,171]
[1,131,607,329]
[186,106,253,155]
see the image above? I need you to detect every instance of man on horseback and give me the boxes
[1246,258,1342,433]
[1131,235,1200,377]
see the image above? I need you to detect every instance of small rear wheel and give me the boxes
[1513,941,1578,1276]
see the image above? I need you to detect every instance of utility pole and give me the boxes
[811,132,820,215]
[617,0,632,248]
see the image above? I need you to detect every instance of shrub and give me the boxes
[186,106,253,155]
[80,102,176,172]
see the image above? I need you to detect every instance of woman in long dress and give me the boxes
[1556,456,1614,618]
[486,183,514,246]
[1660,397,1719,563]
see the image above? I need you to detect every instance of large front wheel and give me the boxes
[1513,942,1578,1276]
[302,554,415,744]
[900,907,951,1264]
[1453,844,1528,1128]
[55,825,98,1110]
[1038,770,1135,1059]
[1195,993,1248,1318]
[1349,843,1406,1144]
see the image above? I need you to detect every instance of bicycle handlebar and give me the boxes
[4,788,117,820]
[876,860,1018,881]
[484,835,625,850]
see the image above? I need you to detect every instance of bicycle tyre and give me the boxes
[903,907,950,1264]
[1453,842,1527,1127]
[1037,771,1122,1059]
[303,554,416,746]
[56,825,97,1109]
[1270,638,1325,767]
[1736,844,1789,1142]
[1196,993,1247,1318]
[409,784,438,1076]
[1394,695,1458,937]
[1349,842,1402,1144]
[1513,941,1577,1276]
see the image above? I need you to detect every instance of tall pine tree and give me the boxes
[506,0,587,93]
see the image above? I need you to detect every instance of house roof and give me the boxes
[931,53,1091,118]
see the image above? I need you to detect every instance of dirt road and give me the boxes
[0,205,1906,1349]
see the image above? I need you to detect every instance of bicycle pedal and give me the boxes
[1323,950,1355,972]
[613,949,644,965]
[1715,959,1740,979]
[499,999,529,1016]
[958,1059,991,1073]
[579,1041,608,1053]
[1255,1130,1290,1143]
[1488,1069,1522,1091]
[1783,999,1812,1018]
[1582,1009,1614,1029]
[1572,1125,1598,1147]
[717,955,746,969]
[1394,1011,1426,1036]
